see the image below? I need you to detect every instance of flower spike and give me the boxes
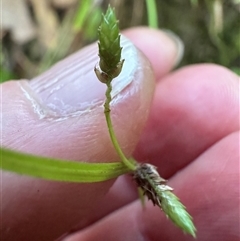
[96,6,124,81]
[133,164,196,238]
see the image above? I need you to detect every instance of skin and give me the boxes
[1,27,239,241]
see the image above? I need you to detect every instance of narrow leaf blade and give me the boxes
[1,148,130,182]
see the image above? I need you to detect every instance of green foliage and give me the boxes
[0,67,16,83]
[154,0,239,68]
[1,148,130,182]
[2,0,238,80]
[0,49,16,82]
[73,0,94,32]
[84,8,102,40]
[146,0,158,28]
[231,67,240,76]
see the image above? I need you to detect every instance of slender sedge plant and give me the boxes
[94,6,196,238]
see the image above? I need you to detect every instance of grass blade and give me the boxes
[1,148,130,182]
[145,0,158,28]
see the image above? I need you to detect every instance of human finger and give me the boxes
[64,131,239,241]
[123,27,184,79]
[134,64,239,178]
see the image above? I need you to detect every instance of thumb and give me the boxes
[2,37,154,241]
[3,36,154,160]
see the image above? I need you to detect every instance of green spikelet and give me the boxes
[160,191,196,238]
[96,6,124,81]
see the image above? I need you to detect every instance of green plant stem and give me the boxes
[146,0,158,28]
[104,82,136,171]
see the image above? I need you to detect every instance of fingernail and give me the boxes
[22,37,143,118]
[161,29,184,67]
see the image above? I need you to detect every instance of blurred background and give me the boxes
[1,0,240,82]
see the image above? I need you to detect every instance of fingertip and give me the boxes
[123,27,184,79]
[170,63,239,84]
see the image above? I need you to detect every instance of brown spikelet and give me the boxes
[132,163,173,208]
